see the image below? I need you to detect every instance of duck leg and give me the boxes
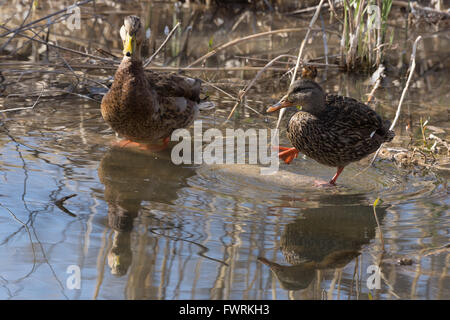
[329,166,345,185]
[115,137,170,152]
[274,146,299,164]
[313,167,345,187]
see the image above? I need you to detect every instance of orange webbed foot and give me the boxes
[273,146,299,164]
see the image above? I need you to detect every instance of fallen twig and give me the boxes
[54,194,77,217]
[369,36,422,166]
[0,85,44,113]
[421,243,450,257]
[367,64,385,103]
[143,22,181,68]
[393,0,450,18]
[226,54,293,120]
[0,62,288,72]
[327,0,344,24]
[291,0,326,87]
[234,55,341,69]
[0,0,94,38]
[0,0,34,52]
[187,27,316,68]
[201,81,238,101]
[276,0,326,130]
[0,25,117,64]
[289,2,330,15]
[96,48,119,59]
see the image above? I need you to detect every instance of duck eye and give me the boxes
[296,105,302,111]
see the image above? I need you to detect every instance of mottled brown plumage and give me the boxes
[300,65,317,80]
[268,79,395,185]
[101,16,201,146]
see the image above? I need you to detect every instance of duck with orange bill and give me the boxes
[267,79,394,186]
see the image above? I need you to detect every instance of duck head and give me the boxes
[267,79,326,117]
[120,15,144,60]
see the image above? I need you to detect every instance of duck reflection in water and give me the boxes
[98,147,195,276]
[259,195,387,292]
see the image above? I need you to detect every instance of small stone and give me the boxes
[398,258,414,266]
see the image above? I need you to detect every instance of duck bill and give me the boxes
[266,100,293,113]
[123,34,135,56]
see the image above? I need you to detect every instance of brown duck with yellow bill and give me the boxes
[101,16,203,151]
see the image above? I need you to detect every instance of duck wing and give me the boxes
[145,70,201,103]
[324,95,392,141]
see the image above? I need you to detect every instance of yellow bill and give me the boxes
[123,34,135,56]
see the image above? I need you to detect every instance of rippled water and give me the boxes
[0,1,449,300]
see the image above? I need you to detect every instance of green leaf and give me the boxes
[208,36,214,51]
[373,197,383,207]
[389,30,394,45]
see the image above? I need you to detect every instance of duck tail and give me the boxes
[383,120,395,142]
[385,129,395,142]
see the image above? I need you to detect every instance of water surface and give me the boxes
[0,1,449,300]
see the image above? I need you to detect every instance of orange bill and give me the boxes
[266,100,293,113]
